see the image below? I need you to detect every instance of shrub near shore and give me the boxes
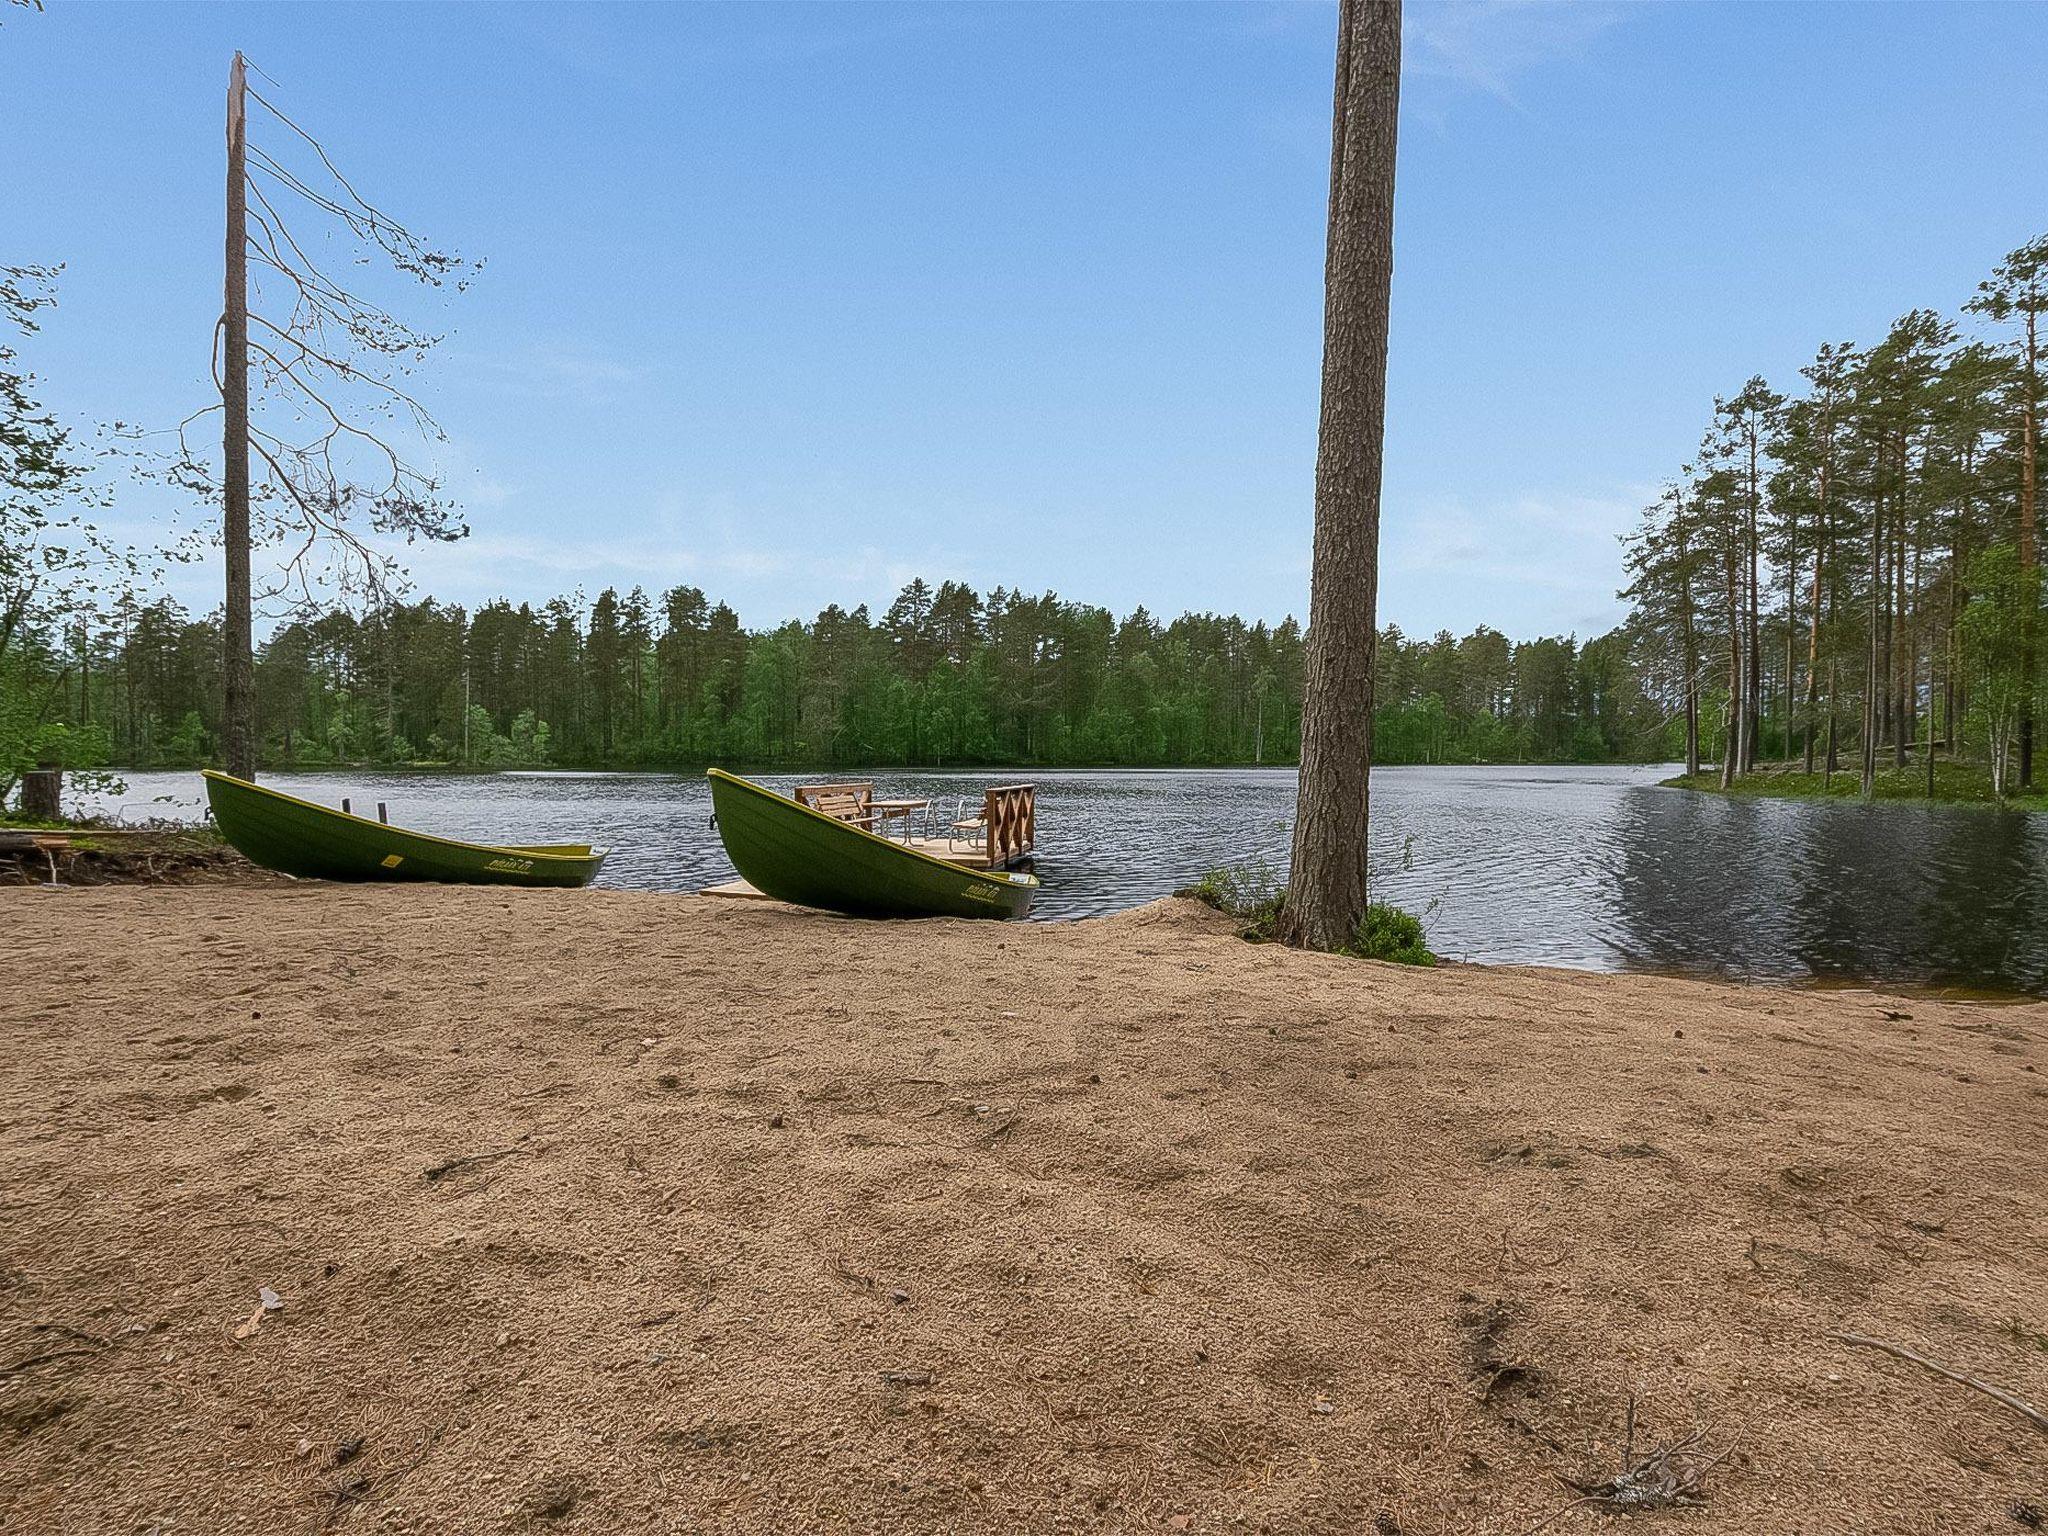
[1180,862,1436,965]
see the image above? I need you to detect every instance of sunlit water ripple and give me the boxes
[78,765,2048,994]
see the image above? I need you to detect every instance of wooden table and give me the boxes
[868,798,930,841]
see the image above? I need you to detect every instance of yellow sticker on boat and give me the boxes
[381,854,404,869]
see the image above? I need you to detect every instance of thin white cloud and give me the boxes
[1404,0,1628,109]
[1251,1,1632,151]
[1382,483,1653,635]
[455,344,652,405]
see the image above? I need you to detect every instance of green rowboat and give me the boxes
[203,771,607,888]
[707,768,1037,920]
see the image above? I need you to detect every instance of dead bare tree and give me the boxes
[169,52,482,778]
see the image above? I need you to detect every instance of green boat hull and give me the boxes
[203,771,607,889]
[707,768,1037,920]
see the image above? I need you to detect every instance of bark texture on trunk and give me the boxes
[1862,486,1881,797]
[222,52,256,780]
[1825,659,1839,780]
[1721,546,1741,790]
[1802,499,1826,773]
[1744,432,1761,772]
[1280,0,1400,953]
[2021,310,2038,787]
[1783,524,1796,767]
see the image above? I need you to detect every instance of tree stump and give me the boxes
[20,765,62,822]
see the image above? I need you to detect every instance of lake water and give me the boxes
[76,765,2048,995]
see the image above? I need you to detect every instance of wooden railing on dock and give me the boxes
[980,784,1035,866]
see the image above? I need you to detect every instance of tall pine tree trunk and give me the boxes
[1892,503,1909,770]
[1783,518,1797,767]
[1722,544,1741,790]
[1745,438,1761,771]
[1862,488,1881,797]
[1681,581,1700,778]
[2022,307,2038,786]
[1803,506,1826,773]
[1280,0,1400,953]
[1825,657,1839,782]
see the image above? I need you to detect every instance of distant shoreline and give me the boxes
[1663,767,2048,813]
[86,759,1678,778]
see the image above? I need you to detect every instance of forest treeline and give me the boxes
[1622,233,2044,795]
[6,232,2042,790]
[32,581,1672,772]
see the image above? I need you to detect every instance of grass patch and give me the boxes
[1179,862,1436,965]
[1178,859,1282,918]
[1664,761,2048,811]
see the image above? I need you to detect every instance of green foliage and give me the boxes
[24,225,2046,790]
[1341,903,1437,966]
[65,582,1686,772]
[1958,543,2040,797]
[162,711,211,766]
[1620,230,2048,795]
[507,709,551,766]
[1,265,143,807]
[458,703,554,769]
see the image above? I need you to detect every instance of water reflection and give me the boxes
[1610,789,2047,993]
[77,765,2048,994]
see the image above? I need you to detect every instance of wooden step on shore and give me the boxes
[701,878,774,902]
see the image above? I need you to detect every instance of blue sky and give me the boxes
[7,1,2046,640]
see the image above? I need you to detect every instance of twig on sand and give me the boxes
[1833,1332,2048,1436]
[380,1422,448,1492]
[312,1423,448,1532]
[0,1347,99,1378]
[422,1148,522,1183]
[1516,1396,1746,1536]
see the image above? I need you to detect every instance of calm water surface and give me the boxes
[79,765,2048,994]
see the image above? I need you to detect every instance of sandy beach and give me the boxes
[3,886,2045,1533]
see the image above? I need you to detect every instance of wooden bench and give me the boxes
[795,781,877,829]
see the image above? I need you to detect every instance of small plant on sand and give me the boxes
[1177,860,1287,940]
[1180,862,1435,965]
[2001,1316,2048,1354]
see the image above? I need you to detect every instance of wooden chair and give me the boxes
[795,781,876,829]
[944,785,1035,866]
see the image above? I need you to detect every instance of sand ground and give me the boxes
[3,886,2045,1534]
